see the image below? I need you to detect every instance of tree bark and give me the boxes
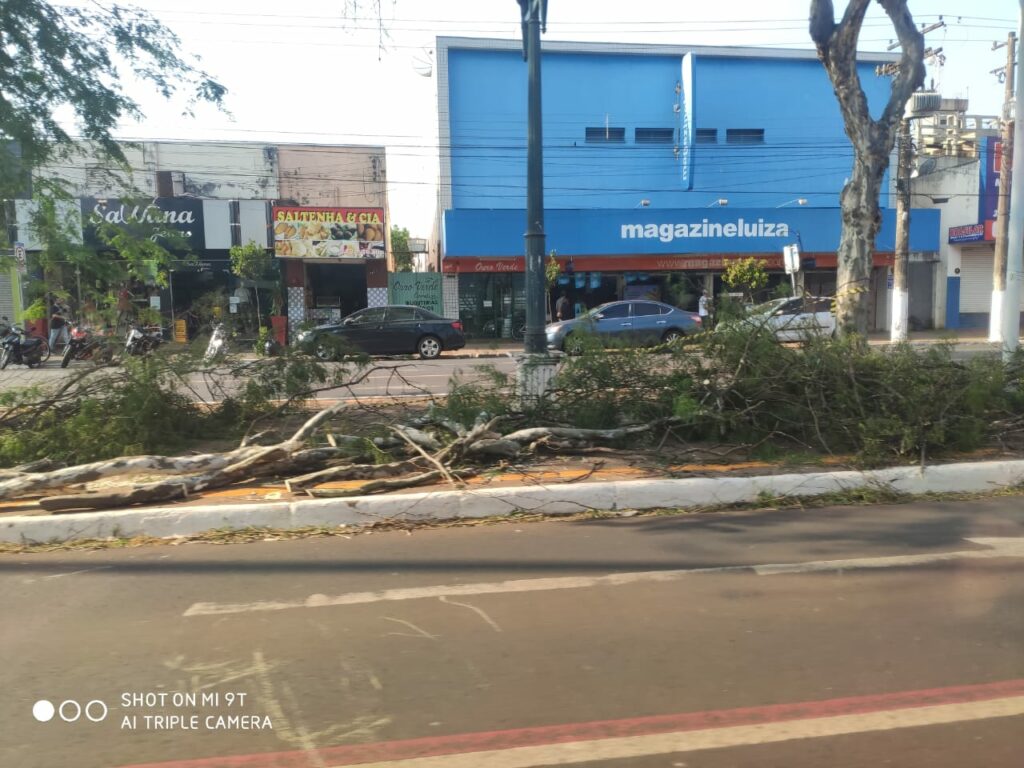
[809,0,925,336]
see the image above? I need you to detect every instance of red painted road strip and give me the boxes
[117,677,1024,768]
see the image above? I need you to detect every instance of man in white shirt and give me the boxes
[698,289,712,327]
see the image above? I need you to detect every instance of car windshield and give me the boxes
[749,298,789,316]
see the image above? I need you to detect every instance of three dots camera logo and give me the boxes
[33,699,108,723]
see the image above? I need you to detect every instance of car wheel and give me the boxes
[313,341,337,361]
[662,329,683,343]
[418,335,442,359]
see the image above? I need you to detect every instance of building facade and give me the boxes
[9,140,390,334]
[436,37,942,337]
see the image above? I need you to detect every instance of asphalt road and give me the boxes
[1,497,1022,767]
[0,356,519,401]
[0,342,998,403]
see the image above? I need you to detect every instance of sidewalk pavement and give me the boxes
[2,456,1023,545]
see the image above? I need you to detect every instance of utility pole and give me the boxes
[1001,2,1024,361]
[891,117,912,342]
[518,0,548,356]
[882,23,944,342]
[990,30,1017,343]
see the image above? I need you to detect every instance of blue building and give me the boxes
[435,37,940,337]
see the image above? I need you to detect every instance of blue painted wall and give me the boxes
[446,47,893,210]
[945,276,960,329]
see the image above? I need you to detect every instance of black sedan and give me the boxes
[296,305,466,360]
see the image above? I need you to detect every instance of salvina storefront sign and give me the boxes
[81,198,205,251]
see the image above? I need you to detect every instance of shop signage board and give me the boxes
[388,273,443,315]
[443,207,940,258]
[948,224,986,244]
[271,206,385,259]
[81,198,204,251]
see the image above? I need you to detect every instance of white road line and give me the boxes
[341,696,1024,768]
[182,537,1024,617]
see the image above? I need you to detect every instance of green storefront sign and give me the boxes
[388,273,443,315]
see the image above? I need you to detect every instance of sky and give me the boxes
[86,0,1018,236]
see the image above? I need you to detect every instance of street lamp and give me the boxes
[706,198,728,208]
[776,198,808,208]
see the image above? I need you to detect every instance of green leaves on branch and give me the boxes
[0,0,226,196]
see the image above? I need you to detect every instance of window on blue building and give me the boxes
[695,129,717,144]
[585,127,626,144]
[726,128,765,145]
[635,128,674,144]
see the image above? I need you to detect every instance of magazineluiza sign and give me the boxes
[81,198,204,250]
[621,218,790,243]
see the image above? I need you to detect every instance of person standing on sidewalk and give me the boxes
[698,289,713,328]
[116,283,135,332]
[49,301,70,351]
[555,290,572,321]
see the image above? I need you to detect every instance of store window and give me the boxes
[726,128,766,145]
[585,127,626,144]
[457,273,526,339]
[635,128,674,144]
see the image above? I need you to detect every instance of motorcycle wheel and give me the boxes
[61,345,74,368]
[0,349,9,370]
[35,338,51,363]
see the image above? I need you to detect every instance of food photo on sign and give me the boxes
[271,206,385,259]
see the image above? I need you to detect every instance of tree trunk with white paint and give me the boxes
[809,0,925,337]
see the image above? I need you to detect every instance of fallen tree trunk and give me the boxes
[501,418,680,445]
[285,459,426,492]
[17,401,354,507]
[0,450,259,500]
[305,468,479,499]
[38,447,349,513]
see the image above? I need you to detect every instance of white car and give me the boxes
[743,296,836,341]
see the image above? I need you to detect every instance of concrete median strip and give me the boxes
[1,459,1023,546]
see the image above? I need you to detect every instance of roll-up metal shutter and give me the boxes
[959,247,994,313]
[0,272,14,321]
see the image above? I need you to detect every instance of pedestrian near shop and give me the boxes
[49,302,70,351]
[116,284,134,332]
[698,289,713,328]
[555,290,571,321]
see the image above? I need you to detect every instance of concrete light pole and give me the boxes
[1000,1,1024,362]
[516,0,558,402]
[518,0,548,356]
[990,30,1017,343]
[891,117,912,342]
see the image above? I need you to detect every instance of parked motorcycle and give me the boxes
[125,323,164,357]
[61,325,115,368]
[0,324,47,369]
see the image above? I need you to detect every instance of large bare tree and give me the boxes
[810,1,924,335]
